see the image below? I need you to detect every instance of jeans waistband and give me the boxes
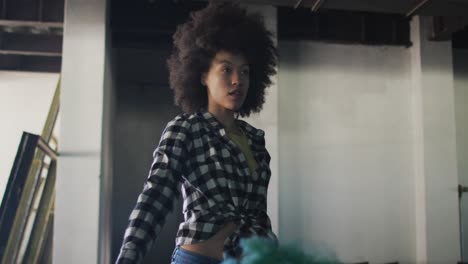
[171,246,222,264]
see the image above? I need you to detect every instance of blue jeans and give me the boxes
[170,246,222,264]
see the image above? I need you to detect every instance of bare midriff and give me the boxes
[180,222,240,261]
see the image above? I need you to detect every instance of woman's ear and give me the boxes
[201,73,207,86]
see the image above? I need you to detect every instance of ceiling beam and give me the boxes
[0,20,63,28]
[0,20,63,35]
[0,50,61,57]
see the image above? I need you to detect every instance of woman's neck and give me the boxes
[207,107,239,132]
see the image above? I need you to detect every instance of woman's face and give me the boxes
[202,50,250,114]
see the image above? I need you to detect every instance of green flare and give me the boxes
[222,237,341,264]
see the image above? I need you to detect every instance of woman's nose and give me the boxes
[231,71,241,86]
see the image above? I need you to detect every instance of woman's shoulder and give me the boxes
[159,113,198,147]
[165,111,205,133]
[236,119,268,150]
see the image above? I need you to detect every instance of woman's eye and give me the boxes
[222,67,231,73]
[241,69,250,75]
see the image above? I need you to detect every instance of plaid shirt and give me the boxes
[116,110,277,264]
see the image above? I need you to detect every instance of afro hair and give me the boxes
[167,1,277,117]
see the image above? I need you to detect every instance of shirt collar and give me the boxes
[196,109,264,140]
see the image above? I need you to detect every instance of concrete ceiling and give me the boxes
[1,0,468,72]
[230,0,468,16]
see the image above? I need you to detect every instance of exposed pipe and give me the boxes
[293,0,303,9]
[311,0,325,12]
[406,0,429,17]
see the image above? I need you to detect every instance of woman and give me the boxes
[116,2,278,264]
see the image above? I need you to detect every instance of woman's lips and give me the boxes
[228,91,242,100]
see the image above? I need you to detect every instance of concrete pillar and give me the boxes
[411,16,460,263]
[54,0,109,262]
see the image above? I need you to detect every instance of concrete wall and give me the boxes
[278,41,415,263]
[111,45,185,264]
[0,71,59,201]
[277,16,460,264]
